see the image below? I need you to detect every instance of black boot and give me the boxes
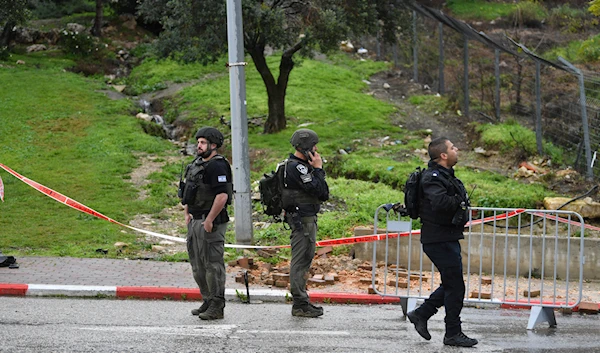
[406,310,431,340]
[199,299,225,320]
[292,303,323,318]
[191,300,210,316]
[443,332,478,347]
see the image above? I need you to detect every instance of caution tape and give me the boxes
[1,163,594,250]
[0,163,185,244]
[528,211,600,232]
[0,174,4,202]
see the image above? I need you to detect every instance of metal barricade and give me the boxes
[371,205,586,330]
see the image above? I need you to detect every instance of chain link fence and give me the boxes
[386,2,599,180]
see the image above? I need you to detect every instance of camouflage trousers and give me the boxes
[187,218,227,304]
[288,215,318,306]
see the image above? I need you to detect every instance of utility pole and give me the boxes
[226,0,253,244]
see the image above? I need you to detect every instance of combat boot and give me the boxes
[443,332,478,347]
[191,300,210,316]
[406,310,431,340]
[292,304,323,318]
[198,299,225,320]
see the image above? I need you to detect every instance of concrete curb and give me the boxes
[3,283,598,311]
[0,283,400,304]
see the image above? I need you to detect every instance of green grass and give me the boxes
[446,0,519,21]
[475,120,565,165]
[1,46,560,258]
[0,51,174,257]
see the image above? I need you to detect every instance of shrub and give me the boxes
[59,29,107,58]
[508,1,547,28]
[578,35,600,63]
[29,0,95,19]
[548,4,594,33]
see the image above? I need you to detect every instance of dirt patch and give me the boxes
[126,152,188,257]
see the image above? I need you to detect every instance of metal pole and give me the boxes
[559,57,594,180]
[535,60,543,155]
[413,10,418,82]
[495,49,500,120]
[438,22,444,94]
[376,30,381,61]
[226,0,253,244]
[463,35,469,118]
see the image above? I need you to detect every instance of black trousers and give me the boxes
[415,240,465,337]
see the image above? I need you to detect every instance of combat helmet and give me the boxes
[290,128,319,151]
[195,127,224,148]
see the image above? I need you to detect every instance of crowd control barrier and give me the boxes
[370,205,586,330]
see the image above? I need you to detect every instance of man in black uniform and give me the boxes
[181,127,232,320]
[282,128,329,318]
[406,137,478,347]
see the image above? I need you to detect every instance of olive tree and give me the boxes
[0,0,29,55]
[138,0,408,133]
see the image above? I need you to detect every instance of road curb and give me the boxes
[4,283,597,311]
[0,283,398,305]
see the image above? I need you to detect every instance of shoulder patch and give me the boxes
[218,175,227,183]
[296,164,308,175]
[300,173,313,183]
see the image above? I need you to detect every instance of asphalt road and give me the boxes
[1,297,599,352]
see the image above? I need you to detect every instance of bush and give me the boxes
[29,0,95,19]
[59,29,107,58]
[548,4,595,33]
[508,1,547,28]
[578,35,600,63]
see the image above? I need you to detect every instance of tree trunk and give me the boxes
[92,0,103,37]
[248,41,302,134]
[1,22,15,50]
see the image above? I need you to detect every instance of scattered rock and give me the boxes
[65,23,86,33]
[26,44,47,53]
[340,40,354,53]
[544,197,600,218]
[151,245,167,253]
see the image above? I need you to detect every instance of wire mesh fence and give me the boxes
[381,2,600,181]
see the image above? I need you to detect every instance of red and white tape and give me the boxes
[0,174,4,202]
[0,163,589,250]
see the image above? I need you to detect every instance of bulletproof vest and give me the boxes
[182,155,232,210]
[281,160,320,210]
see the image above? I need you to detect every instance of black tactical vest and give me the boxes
[181,155,232,211]
[281,159,320,210]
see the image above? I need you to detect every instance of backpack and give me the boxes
[403,166,423,219]
[258,160,287,221]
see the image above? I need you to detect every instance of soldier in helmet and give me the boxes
[181,127,232,320]
[283,128,330,317]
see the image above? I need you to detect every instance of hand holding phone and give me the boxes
[308,151,323,169]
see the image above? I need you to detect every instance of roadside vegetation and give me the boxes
[0,0,596,259]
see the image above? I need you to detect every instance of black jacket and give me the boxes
[282,154,329,217]
[419,160,469,244]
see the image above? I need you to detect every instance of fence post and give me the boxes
[495,49,500,121]
[535,60,543,155]
[393,42,399,69]
[413,10,418,82]
[463,35,469,118]
[438,22,445,94]
[376,29,381,61]
[559,57,594,181]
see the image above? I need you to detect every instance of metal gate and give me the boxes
[371,205,586,329]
